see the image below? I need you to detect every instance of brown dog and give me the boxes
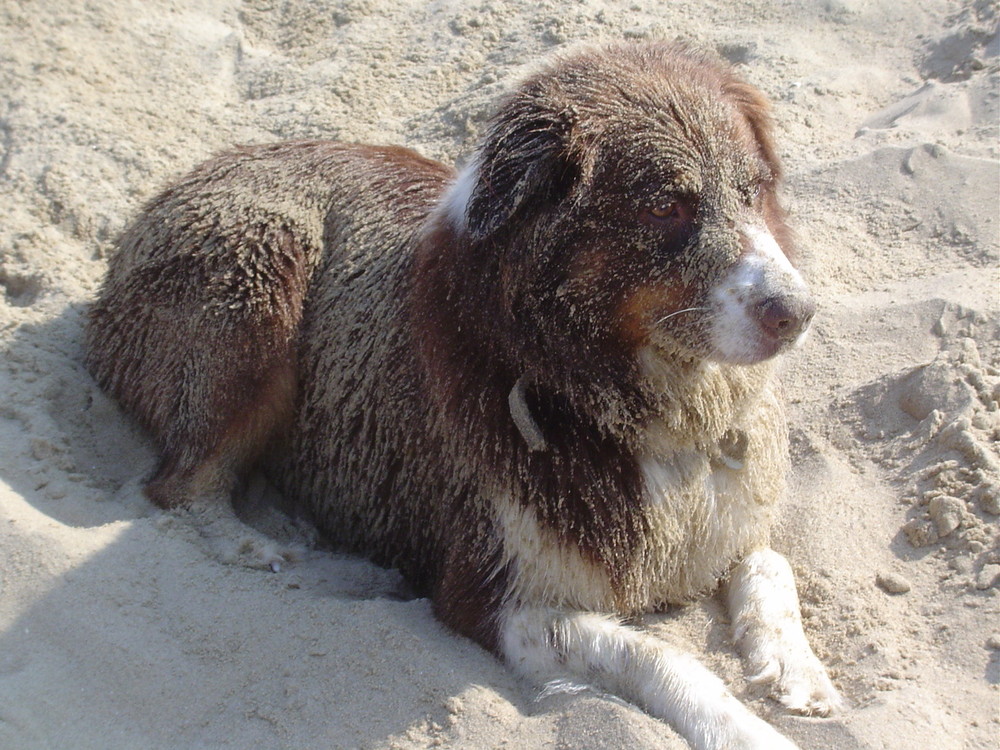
[86,41,839,749]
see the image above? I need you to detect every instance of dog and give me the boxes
[86,40,840,749]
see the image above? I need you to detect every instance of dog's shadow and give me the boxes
[0,303,538,749]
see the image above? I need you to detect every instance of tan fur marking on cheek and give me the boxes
[615,283,693,347]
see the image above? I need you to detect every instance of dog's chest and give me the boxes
[631,425,774,607]
[499,425,776,613]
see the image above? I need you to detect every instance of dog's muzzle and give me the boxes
[709,225,815,364]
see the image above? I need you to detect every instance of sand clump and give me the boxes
[858,311,1000,586]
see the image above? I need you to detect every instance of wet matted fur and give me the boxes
[86,41,839,749]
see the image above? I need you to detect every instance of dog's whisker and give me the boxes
[654,307,709,326]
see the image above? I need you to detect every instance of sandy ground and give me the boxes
[1,1,998,748]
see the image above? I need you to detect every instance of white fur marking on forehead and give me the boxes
[742,224,801,282]
[441,155,480,230]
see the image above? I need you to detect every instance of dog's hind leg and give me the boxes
[501,605,800,750]
[88,222,310,511]
[143,347,299,510]
[727,548,842,716]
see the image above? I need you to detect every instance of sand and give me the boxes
[0,0,997,748]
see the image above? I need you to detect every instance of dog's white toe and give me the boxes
[744,627,842,716]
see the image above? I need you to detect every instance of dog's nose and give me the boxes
[754,295,816,342]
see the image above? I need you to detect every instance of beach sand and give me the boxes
[0,1,997,748]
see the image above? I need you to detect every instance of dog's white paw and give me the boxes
[730,723,801,750]
[729,549,842,717]
[743,631,842,716]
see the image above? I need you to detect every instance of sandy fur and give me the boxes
[728,549,842,716]
[84,41,839,750]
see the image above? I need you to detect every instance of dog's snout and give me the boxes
[753,295,815,341]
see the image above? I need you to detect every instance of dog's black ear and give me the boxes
[465,88,576,241]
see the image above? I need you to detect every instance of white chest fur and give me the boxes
[637,435,774,607]
[497,419,779,614]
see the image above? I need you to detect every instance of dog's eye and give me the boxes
[649,203,679,219]
[641,198,694,227]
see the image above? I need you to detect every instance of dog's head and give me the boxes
[441,41,814,370]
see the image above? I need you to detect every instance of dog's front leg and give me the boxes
[501,605,800,750]
[727,548,842,716]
